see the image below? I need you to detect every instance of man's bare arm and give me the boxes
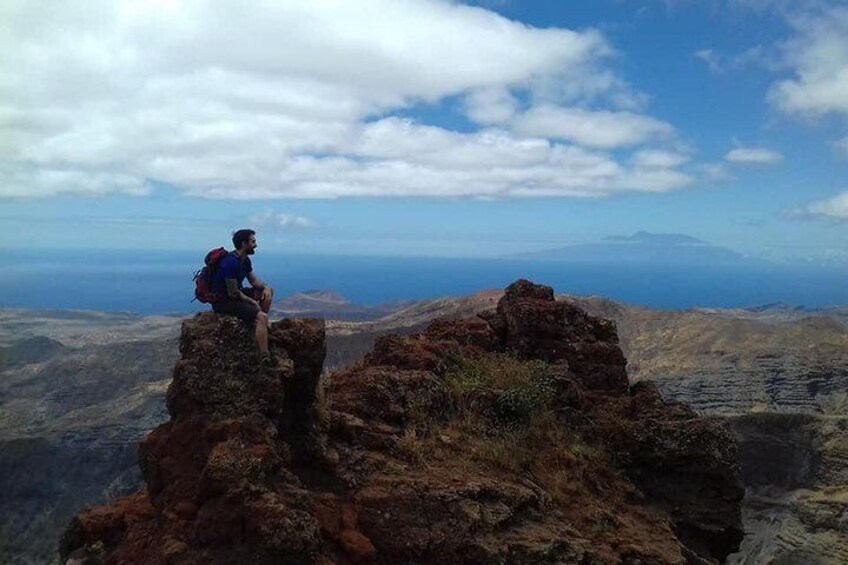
[247,271,267,290]
[247,272,272,302]
[225,278,257,303]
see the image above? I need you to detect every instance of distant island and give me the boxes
[508,231,760,265]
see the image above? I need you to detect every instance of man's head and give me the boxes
[232,229,257,255]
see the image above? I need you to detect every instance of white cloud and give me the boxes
[0,164,150,198]
[768,6,848,117]
[630,150,690,168]
[464,88,519,125]
[199,117,692,199]
[797,191,848,221]
[725,147,784,164]
[346,118,552,169]
[705,3,848,153]
[248,210,314,229]
[0,0,687,199]
[510,106,674,149]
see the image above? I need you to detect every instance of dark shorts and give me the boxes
[212,288,262,325]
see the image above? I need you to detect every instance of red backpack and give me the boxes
[193,247,230,303]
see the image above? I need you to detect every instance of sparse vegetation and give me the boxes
[442,353,558,425]
[395,427,428,465]
[390,353,610,506]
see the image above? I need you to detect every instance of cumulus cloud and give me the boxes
[243,118,692,198]
[768,6,848,117]
[510,106,674,149]
[248,210,314,229]
[0,0,688,199]
[630,150,690,168]
[463,88,519,125]
[725,147,784,164]
[795,191,848,221]
[703,3,848,152]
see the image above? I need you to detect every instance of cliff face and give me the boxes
[0,320,178,565]
[60,280,743,564]
[724,413,848,564]
[566,296,848,416]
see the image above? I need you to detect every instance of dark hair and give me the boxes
[232,229,256,250]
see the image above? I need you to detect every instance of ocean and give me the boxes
[2,249,846,314]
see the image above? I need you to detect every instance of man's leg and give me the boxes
[256,311,269,354]
[259,287,274,313]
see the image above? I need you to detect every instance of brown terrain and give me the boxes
[567,296,848,564]
[0,287,846,563]
[60,280,744,564]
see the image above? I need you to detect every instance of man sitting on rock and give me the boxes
[211,228,275,365]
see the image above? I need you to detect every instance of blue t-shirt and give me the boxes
[212,252,252,296]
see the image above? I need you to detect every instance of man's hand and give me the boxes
[239,290,260,308]
[260,286,273,303]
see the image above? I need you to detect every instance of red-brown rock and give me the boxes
[495,279,629,392]
[61,281,742,564]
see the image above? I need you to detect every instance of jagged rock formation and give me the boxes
[60,280,743,564]
[65,314,328,564]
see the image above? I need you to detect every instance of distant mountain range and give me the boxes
[509,231,761,265]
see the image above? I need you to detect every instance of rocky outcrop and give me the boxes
[567,296,848,563]
[61,280,743,564]
[598,381,745,561]
[358,280,627,394]
[61,314,327,564]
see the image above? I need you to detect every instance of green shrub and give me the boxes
[442,354,557,427]
[491,374,557,425]
[431,354,611,507]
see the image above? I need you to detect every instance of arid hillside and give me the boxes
[1,290,846,563]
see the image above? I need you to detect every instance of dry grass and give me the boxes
[442,353,558,425]
[443,353,547,395]
[460,409,608,505]
[384,352,684,560]
[392,353,611,505]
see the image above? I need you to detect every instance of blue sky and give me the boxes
[1,0,847,262]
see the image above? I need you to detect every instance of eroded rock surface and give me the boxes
[724,413,848,564]
[61,280,743,564]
